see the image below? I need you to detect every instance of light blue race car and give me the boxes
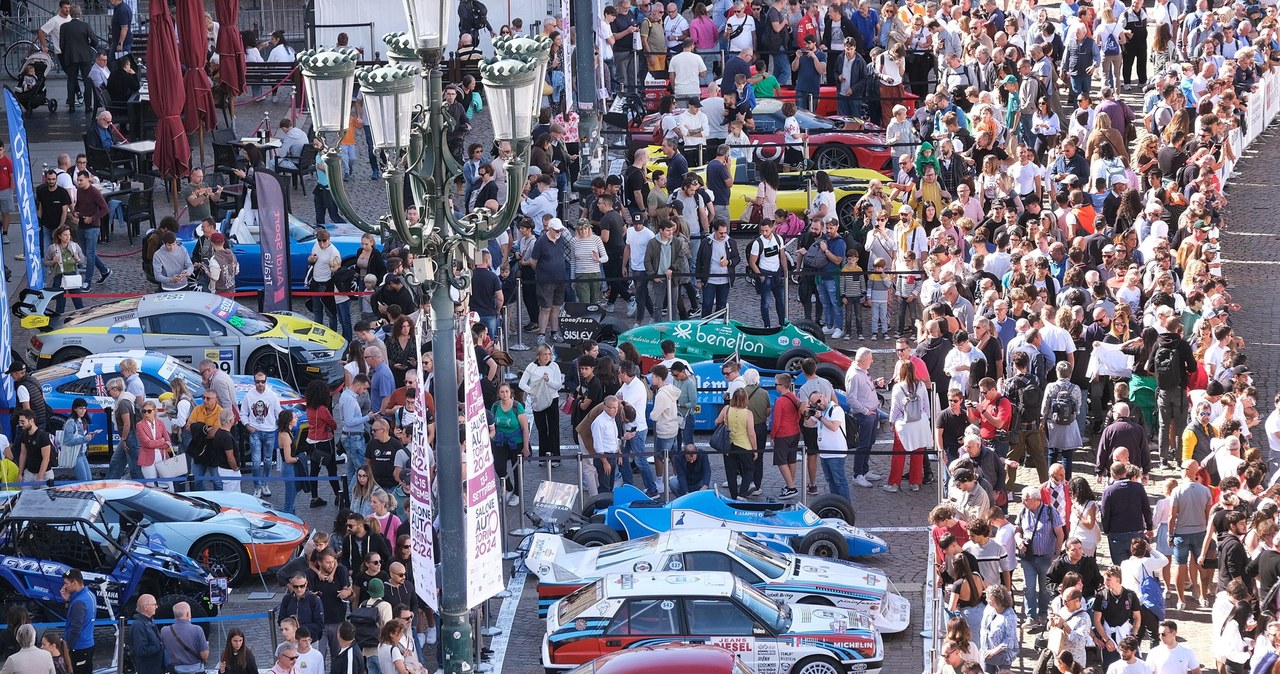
[679,361,852,431]
[572,485,888,559]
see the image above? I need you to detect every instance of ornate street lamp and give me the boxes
[300,29,549,674]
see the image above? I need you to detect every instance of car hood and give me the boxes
[132,534,217,584]
[262,313,346,350]
[786,603,875,635]
[187,490,308,533]
[789,557,889,597]
[821,518,889,555]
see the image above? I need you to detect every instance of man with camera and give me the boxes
[968,377,1013,499]
[813,390,850,499]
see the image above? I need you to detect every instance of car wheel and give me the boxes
[777,347,817,373]
[814,364,847,392]
[51,347,91,364]
[571,523,622,547]
[791,655,845,674]
[155,592,211,636]
[597,342,621,364]
[813,145,858,170]
[797,528,849,560]
[247,348,287,380]
[189,535,250,584]
[836,196,858,226]
[791,319,825,342]
[580,492,614,519]
[807,494,856,524]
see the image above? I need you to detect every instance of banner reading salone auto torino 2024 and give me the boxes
[411,314,438,611]
[463,314,505,608]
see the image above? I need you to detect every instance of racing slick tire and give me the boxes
[814,363,847,391]
[791,655,845,674]
[247,347,288,381]
[155,592,211,635]
[190,534,250,585]
[791,319,825,342]
[571,523,623,547]
[836,196,859,226]
[777,347,817,373]
[797,528,849,560]
[580,492,614,519]
[807,493,856,524]
[51,347,91,364]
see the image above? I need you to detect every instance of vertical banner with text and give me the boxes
[463,313,505,608]
[4,89,41,291]
[411,314,439,611]
[255,170,291,312]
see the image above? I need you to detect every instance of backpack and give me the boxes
[1048,382,1078,426]
[1154,344,1182,389]
[1010,373,1043,424]
[903,384,926,423]
[1103,32,1121,56]
[349,601,383,649]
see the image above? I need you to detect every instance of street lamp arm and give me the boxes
[323,147,383,235]
[455,137,531,242]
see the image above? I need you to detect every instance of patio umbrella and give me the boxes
[147,0,191,194]
[177,0,216,156]
[215,0,246,98]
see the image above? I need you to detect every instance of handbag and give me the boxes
[55,430,78,470]
[561,395,577,416]
[709,422,731,454]
[743,202,763,225]
[61,273,83,290]
[154,447,187,479]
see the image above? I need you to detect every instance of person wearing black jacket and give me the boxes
[1216,511,1252,594]
[1004,349,1048,488]
[1248,536,1280,612]
[277,574,326,643]
[1045,539,1103,602]
[338,512,392,575]
[1096,403,1149,478]
[1147,316,1197,469]
[822,8,858,85]
[695,220,740,315]
[129,594,165,674]
[1099,461,1154,564]
[330,621,367,674]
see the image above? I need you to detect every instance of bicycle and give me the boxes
[1,0,43,82]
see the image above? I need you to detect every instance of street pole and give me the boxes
[572,0,601,196]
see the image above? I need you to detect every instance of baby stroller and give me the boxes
[12,50,56,114]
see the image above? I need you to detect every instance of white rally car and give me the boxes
[528,529,910,633]
[542,571,884,674]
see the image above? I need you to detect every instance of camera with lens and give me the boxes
[802,405,821,420]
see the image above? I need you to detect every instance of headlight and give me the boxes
[305,350,336,361]
[248,526,295,541]
[864,145,888,152]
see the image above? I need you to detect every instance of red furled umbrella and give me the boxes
[177,0,216,136]
[215,0,246,97]
[147,0,190,181]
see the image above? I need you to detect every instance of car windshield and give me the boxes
[118,489,218,523]
[290,215,318,243]
[733,579,789,633]
[224,303,275,336]
[729,533,790,580]
[795,109,838,131]
[594,537,660,572]
[60,298,141,329]
[558,580,606,623]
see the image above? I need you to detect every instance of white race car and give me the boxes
[527,529,910,633]
[542,571,884,674]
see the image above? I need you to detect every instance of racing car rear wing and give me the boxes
[12,288,63,331]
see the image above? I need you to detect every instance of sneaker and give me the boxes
[253,487,262,498]
[310,497,327,508]
[881,483,900,493]
[832,328,844,338]
[536,334,547,345]
[864,471,884,481]
[853,475,874,488]
[780,487,798,498]
[720,480,730,488]
[99,268,112,284]
[506,493,520,506]
[822,325,834,334]
[426,627,438,645]
[552,331,563,342]
[747,486,762,497]
[688,307,702,317]
[908,484,920,492]
[522,322,538,332]
[858,334,866,340]
[550,460,561,468]
[261,485,272,497]
[606,301,616,312]
[922,473,936,485]
[627,301,637,317]
[1,235,7,244]
[271,93,279,103]
[13,253,23,261]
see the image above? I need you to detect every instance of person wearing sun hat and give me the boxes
[354,576,392,660]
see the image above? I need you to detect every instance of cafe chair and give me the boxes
[276,143,318,192]
[83,133,133,182]
[123,174,156,245]
[212,129,244,183]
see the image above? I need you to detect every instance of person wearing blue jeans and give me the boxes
[815,393,850,499]
[621,428,660,496]
[77,225,109,288]
[247,428,276,495]
[1014,488,1064,628]
[746,221,788,327]
[106,381,143,480]
[242,373,283,497]
[815,220,846,336]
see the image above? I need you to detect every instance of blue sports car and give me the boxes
[573,485,888,559]
[14,350,305,462]
[180,212,365,290]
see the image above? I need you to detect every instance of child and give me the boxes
[841,252,866,340]
[361,273,378,318]
[751,59,780,98]
[894,250,922,338]
[986,505,1017,589]
[867,257,893,340]
[16,63,37,94]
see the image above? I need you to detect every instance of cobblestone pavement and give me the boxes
[7,57,1277,674]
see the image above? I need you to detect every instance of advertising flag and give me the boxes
[410,313,439,611]
[254,170,291,312]
[4,89,42,291]
[462,313,504,608]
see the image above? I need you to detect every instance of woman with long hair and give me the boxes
[218,628,259,674]
[940,616,983,670]
[491,382,531,506]
[384,316,417,389]
[40,632,70,674]
[886,359,930,492]
[350,465,385,517]
[948,552,987,642]
[1119,536,1168,648]
[278,409,306,515]
[167,377,196,454]
[715,388,757,499]
[303,379,344,508]
[45,225,85,314]
[519,345,563,465]
[1069,476,1101,557]
[1150,23,1176,78]
[60,398,98,482]
[377,619,413,674]
[807,170,837,223]
[369,490,403,547]
[0,605,28,660]
[745,160,780,223]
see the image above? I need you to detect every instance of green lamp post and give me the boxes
[299,24,549,674]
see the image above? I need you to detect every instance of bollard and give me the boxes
[667,278,674,320]
[268,608,279,654]
[502,458,523,560]
[576,451,587,511]
[115,615,126,670]
[473,607,493,672]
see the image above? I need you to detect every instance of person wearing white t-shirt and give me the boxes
[1144,620,1201,674]
[308,229,343,329]
[813,390,849,499]
[1007,148,1044,202]
[676,99,711,164]
[295,630,325,674]
[725,3,756,53]
[623,218,656,322]
[668,39,706,97]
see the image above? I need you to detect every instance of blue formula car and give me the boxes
[180,211,365,290]
[677,361,852,432]
[571,485,888,559]
[10,350,306,463]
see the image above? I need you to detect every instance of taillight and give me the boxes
[30,337,42,352]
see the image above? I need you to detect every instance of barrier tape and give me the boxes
[6,612,274,631]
